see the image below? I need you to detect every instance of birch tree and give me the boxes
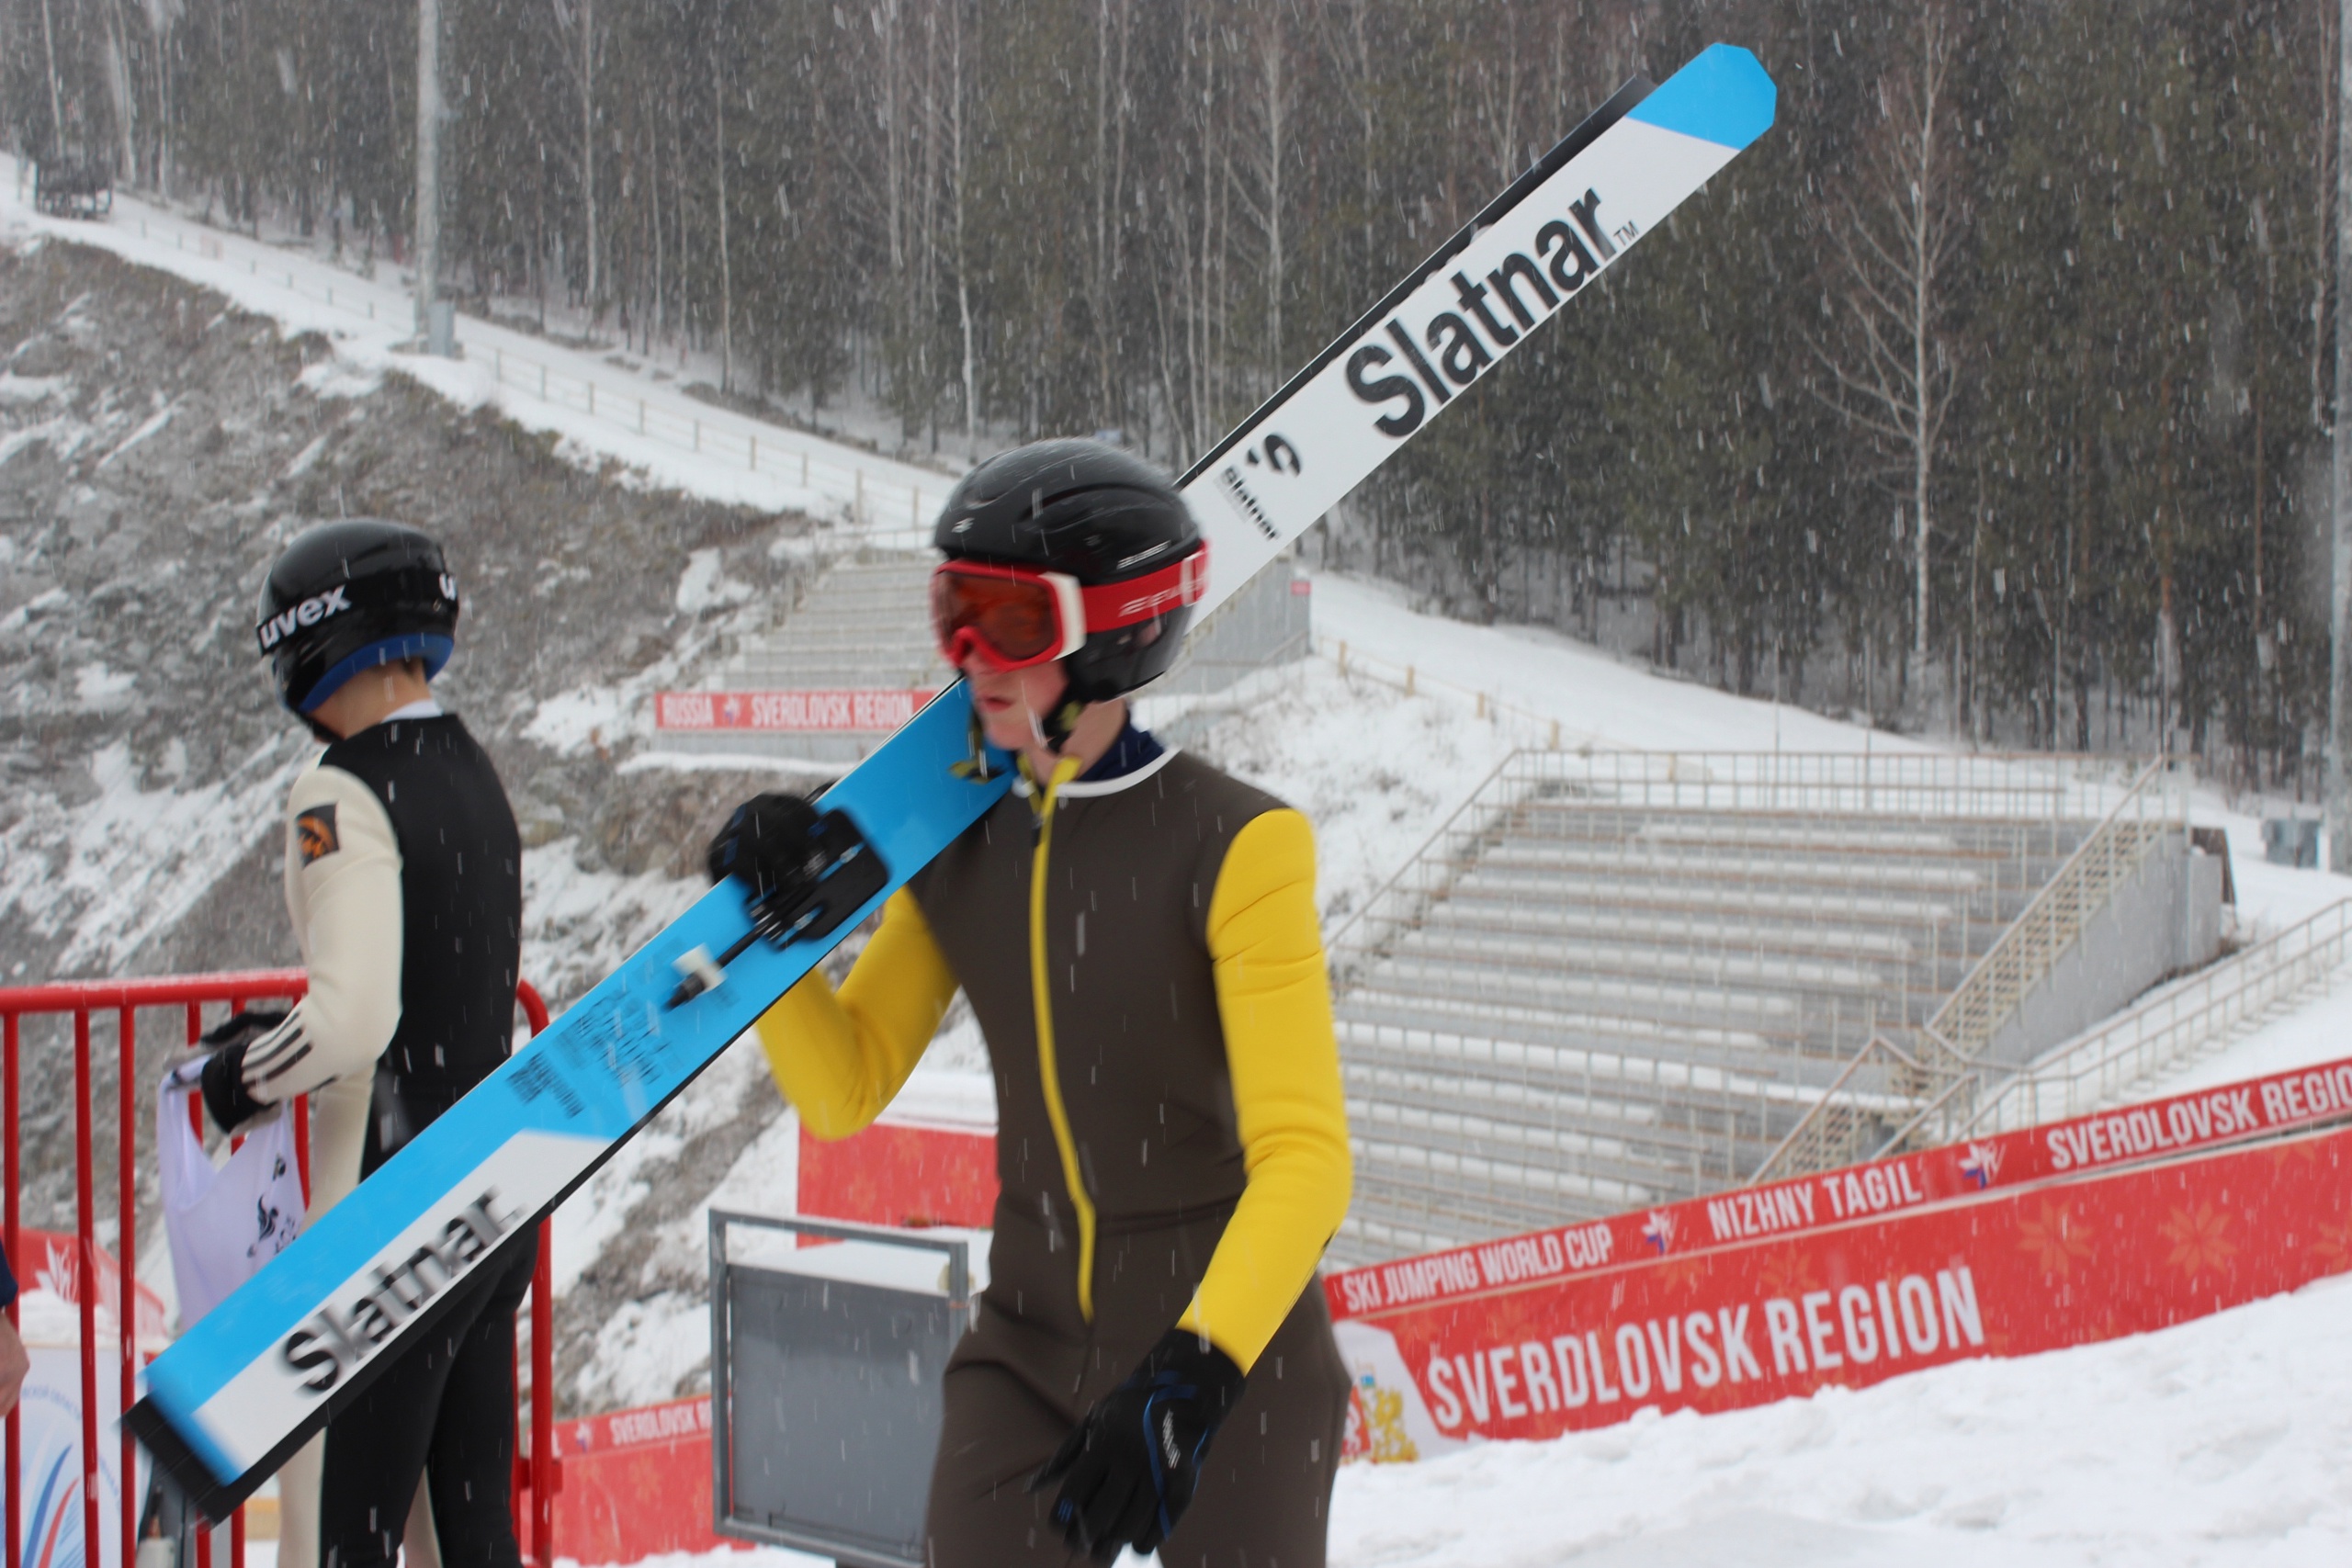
[1813,5,1966,675]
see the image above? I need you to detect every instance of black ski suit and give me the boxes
[222,709,531,1568]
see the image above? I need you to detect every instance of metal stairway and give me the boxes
[1326,751,2153,1265]
[660,554,948,764]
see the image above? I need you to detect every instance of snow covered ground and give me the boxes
[509,1270,2352,1568]
[1326,1272,2352,1566]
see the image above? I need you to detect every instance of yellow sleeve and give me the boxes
[1177,808,1352,1371]
[752,887,960,1140]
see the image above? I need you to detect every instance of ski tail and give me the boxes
[1175,44,1777,603]
[1181,73,1657,490]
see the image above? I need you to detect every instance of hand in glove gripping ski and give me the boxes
[195,1010,289,1133]
[707,792,832,908]
[1033,1329,1247,1562]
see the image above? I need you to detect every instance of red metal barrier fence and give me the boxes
[0,972,557,1568]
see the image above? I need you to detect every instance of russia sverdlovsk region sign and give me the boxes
[1332,1075,2352,1462]
[655,690,941,733]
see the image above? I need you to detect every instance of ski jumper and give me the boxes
[757,728,1353,1567]
[238,709,531,1568]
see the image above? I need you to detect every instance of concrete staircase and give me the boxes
[660,555,948,764]
[657,552,1312,765]
[1326,752,2148,1265]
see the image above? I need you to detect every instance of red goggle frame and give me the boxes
[931,544,1208,673]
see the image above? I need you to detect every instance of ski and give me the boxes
[130,42,1776,1515]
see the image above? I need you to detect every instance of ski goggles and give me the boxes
[931,544,1208,672]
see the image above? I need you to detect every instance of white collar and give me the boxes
[1011,746,1182,801]
[383,698,445,722]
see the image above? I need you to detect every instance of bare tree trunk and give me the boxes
[151,6,173,196]
[2320,0,2338,436]
[715,54,732,393]
[1091,0,1125,418]
[2332,0,2352,866]
[415,0,443,344]
[103,4,135,182]
[1809,5,1962,705]
[1911,103,1933,664]
[882,0,903,277]
[582,0,598,314]
[952,0,977,448]
[1261,6,1283,378]
[39,0,65,158]
[919,1,943,437]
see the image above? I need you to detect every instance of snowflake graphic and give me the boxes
[1757,1250,1824,1300]
[2158,1202,2238,1278]
[2309,1216,2352,1277]
[1641,1211,1677,1255]
[2016,1199,2093,1280]
[2266,1133,2330,1177]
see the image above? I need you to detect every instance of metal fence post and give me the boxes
[73,1011,97,1568]
[116,1008,136,1568]
[4,1010,16,1568]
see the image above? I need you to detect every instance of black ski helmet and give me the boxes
[254,519,460,714]
[933,438,1202,706]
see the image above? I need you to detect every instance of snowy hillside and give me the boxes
[0,231,820,1379]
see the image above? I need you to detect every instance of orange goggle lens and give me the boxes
[931,569,1066,669]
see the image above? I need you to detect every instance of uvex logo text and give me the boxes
[1346,187,1629,440]
[255,585,353,651]
[279,1188,516,1393]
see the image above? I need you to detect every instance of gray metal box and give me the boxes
[709,1211,974,1568]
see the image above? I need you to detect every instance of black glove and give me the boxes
[707,792,831,906]
[197,1009,286,1132]
[1032,1329,1247,1562]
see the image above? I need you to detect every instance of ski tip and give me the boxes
[1628,43,1777,152]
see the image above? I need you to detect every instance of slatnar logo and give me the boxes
[278,1188,517,1393]
[1346,186,1630,440]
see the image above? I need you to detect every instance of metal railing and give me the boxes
[1322,751,2145,1258]
[1920,761,2181,1069]
[1747,1033,1973,1183]
[1962,898,2352,1135]
[1329,750,2132,976]
[473,343,936,547]
[1324,750,1519,963]
[0,972,557,1568]
[1317,637,1585,749]
[107,208,945,545]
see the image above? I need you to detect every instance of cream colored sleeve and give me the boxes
[1179,807,1353,1372]
[242,766,405,1106]
[753,887,962,1139]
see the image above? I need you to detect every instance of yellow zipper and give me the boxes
[1027,754,1098,1320]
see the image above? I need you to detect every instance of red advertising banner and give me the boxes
[1335,1121,2352,1462]
[798,1119,999,1230]
[654,689,940,733]
[1327,1055,2352,1324]
[533,1396,744,1566]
